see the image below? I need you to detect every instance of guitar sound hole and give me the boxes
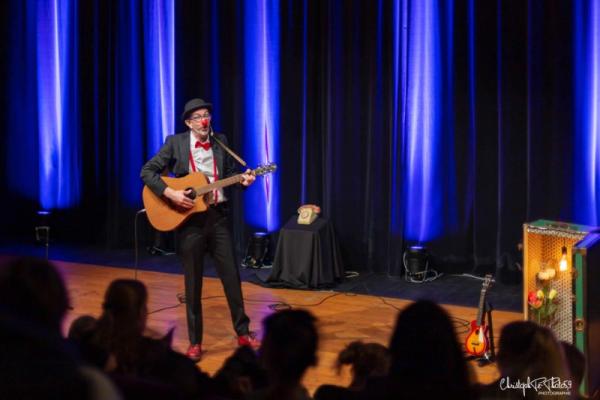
[185,188,197,200]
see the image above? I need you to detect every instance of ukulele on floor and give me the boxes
[464,274,493,357]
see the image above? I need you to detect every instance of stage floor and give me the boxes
[30,259,523,394]
[0,240,523,311]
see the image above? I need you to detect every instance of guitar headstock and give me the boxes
[482,274,493,291]
[253,162,277,176]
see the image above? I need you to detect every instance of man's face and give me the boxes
[186,108,211,137]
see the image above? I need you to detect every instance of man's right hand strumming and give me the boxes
[164,187,195,209]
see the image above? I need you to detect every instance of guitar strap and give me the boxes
[188,128,249,206]
[211,128,248,168]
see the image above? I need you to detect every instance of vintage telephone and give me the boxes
[297,204,321,225]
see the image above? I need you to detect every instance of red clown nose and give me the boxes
[201,118,210,128]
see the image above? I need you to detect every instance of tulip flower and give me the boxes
[528,291,538,304]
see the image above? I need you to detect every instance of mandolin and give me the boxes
[464,274,493,357]
[142,163,277,231]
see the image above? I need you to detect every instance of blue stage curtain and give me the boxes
[574,0,600,225]
[0,0,592,277]
[242,0,280,232]
[5,0,81,211]
[3,0,174,245]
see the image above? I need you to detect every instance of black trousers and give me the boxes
[176,203,250,344]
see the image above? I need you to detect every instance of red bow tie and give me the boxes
[195,140,211,150]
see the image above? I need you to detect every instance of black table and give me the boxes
[267,216,344,289]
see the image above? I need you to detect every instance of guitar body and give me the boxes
[142,162,277,232]
[142,173,210,232]
[464,320,490,356]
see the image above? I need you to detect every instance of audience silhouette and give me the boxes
[2,257,591,399]
[314,341,390,400]
[247,309,318,400]
[560,341,586,400]
[0,257,120,399]
[478,321,571,399]
[360,299,476,400]
[88,278,211,399]
[212,345,267,399]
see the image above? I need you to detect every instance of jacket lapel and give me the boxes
[177,132,191,176]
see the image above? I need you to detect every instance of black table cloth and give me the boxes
[267,216,344,289]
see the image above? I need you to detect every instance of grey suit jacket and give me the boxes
[140,131,238,198]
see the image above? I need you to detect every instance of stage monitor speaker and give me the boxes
[523,220,600,396]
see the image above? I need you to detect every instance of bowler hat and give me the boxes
[181,98,212,121]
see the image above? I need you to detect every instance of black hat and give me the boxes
[181,98,212,121]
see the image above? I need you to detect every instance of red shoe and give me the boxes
[185,344,203,362]
[237,332,260,348]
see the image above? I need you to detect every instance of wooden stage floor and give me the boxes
[56,260,522,394]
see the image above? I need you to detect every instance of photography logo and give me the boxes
[499,377,572,397]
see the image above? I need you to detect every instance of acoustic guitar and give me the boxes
[464,274,493,357]
[142,163,277,231]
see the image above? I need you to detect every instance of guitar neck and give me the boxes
[475,276,492,326]
[197,174,243,194]
[476,290,486,326]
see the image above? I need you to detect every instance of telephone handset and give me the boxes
[297,204,321,225]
